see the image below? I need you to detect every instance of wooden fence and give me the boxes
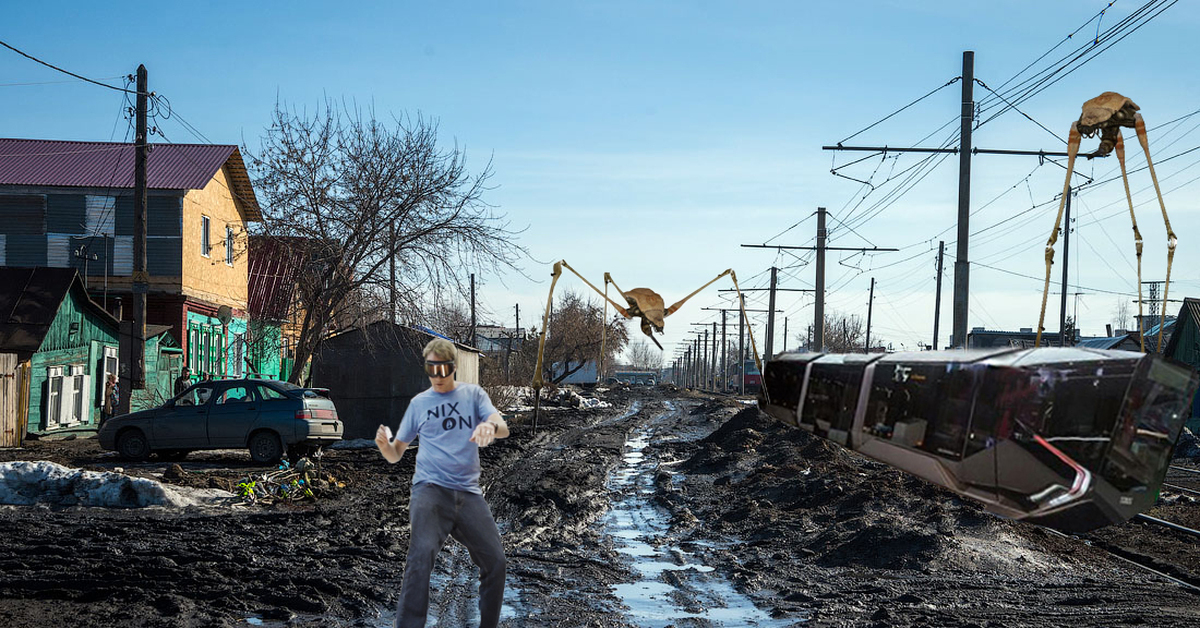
[0,353,26,448]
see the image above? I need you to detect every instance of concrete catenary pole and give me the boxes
[933,240,944,350]
[815,208,826,352]
[952,51,974,349]
[765,266,778,359]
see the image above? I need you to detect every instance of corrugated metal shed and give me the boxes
[0,139,260,220]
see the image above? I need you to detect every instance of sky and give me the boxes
[3,0,1199,365]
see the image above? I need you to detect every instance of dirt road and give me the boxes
[0,388,1197,627]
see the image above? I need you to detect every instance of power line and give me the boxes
[0,39,142,94]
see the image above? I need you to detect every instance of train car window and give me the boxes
[863,363,943,451]
[1103,361,1194,491]
[927,368,977,460]
[1041,363,1135,469]
[966,368,1040,458]
[803,365,863,440]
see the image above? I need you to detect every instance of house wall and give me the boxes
[181,167,249,311]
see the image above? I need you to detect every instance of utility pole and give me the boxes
[389,223,396,323]
[816,207,826,351]
[823,52,1097,349]
[1059,188,1072,347]
[954,50,974,350]
[933,240,945,350]
[711,321,718,391]
[765,266,778,359]
[865,278,875,353]
[720,310,727,391]
[741,207,895,352]
[469,274,476,347]
[738,294,745,395]
[783,317,788,352]
[130,64,148,399]
[702,328,709,391]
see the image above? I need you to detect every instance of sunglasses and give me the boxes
[424,361,456,378]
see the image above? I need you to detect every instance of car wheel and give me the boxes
[117,429,151,461]
[158,449,189,461]
[249,431,283,464]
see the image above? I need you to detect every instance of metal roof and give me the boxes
[248,236,309,321]
[1164,297,1200,358]
[0,138,261,220]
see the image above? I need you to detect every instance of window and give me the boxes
[45,365,88,427]
[47,366,64,426]
[217,386,254,404]
[201,215,211,257]
[225,226,234,265]
[257,385,287,400]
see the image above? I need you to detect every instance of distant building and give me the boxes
[965,327,1074,349]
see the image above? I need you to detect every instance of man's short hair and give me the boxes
[423,338,457,362]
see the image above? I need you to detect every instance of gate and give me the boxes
[0,353,24,447]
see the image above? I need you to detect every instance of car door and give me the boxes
[207,383,261,448]
[154,384,216,448]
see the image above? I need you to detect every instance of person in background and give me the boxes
[375,337,509,628]
[101,374,118,424]
[174,366,192,396]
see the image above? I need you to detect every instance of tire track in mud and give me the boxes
[601,400,804,627]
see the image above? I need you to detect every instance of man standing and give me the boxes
[375,338,509,628]
[174,366,192,396]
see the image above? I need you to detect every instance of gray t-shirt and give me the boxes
[396,383,499,494]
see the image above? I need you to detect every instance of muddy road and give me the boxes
[1,387,1198,627]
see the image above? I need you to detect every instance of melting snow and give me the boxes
[0,461,233,508]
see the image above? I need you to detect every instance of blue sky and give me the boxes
[3,1,1199,361]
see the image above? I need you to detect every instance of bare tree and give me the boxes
[821,310,869,353]
[514,290,629,385]
[246,101,526,382]
[626,340,663,372]
[1113,298,1132,332]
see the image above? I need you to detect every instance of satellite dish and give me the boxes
[217,305,233,326]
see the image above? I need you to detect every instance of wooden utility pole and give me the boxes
[865,277,875,353]
[131,64,148,394]
[933,240,945,350]
[389,223,396,323]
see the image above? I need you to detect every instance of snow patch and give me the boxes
[0,461,233,508]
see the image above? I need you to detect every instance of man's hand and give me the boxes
[376,425,401,464]
[470,421,497,448]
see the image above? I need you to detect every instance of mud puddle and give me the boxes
[604,402,805,626]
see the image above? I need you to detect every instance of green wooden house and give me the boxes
[0,267,179,436]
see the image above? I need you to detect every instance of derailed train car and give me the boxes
[758,348,1199,532]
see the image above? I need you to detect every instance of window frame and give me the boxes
[201,215,211,258]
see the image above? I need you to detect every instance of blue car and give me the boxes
[98,379,343,464]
